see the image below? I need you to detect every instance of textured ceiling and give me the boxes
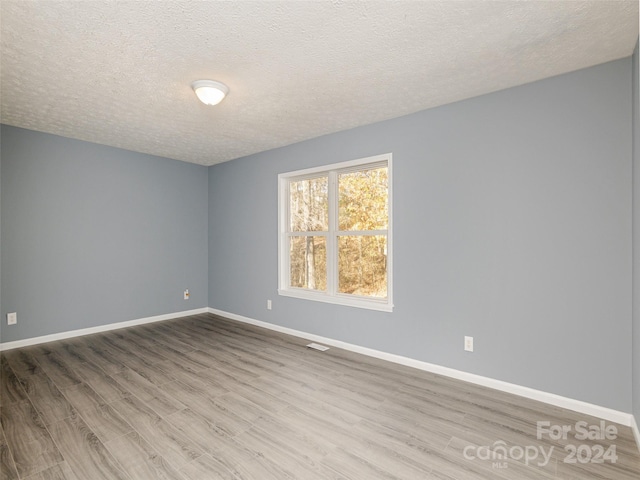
[1,1,638,166]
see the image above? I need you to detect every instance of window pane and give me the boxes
[338,235,387,297]
[338,166,388,231]
[289,236,327,291]
[289,177,328,232]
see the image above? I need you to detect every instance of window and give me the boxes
[278,153,392,311]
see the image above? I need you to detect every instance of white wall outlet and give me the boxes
[183,289,190,300]
[464,336,474,352]
[267,299,272,310]
[7,312,17,325]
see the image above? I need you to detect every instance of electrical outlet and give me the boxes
[267,299,272,310]
[464,336,473,352]
[183,289,190,300]
[7,312,17,325]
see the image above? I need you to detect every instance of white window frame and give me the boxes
[278,153,393,312]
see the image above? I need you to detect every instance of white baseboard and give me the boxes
[632,415,640,454]
[208,307,634,428]
[0,308,209,351]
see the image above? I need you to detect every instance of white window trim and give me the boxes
[278,153,393,312]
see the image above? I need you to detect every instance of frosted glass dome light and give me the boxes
[191,80,229,106]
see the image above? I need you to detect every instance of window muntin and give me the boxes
[278,154,392,312]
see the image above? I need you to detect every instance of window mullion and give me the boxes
[327,170,338,296]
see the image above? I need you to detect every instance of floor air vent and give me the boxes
[306,342,330,351]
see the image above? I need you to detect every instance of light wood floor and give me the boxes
[1,313,638,479]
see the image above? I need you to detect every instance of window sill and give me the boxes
[278,288,393,312]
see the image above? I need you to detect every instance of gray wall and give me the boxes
[1,57,634,415]
[209,58,633,412]
[0,126,209,343]
[633,40,639,424]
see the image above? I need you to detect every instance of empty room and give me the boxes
[1,1,639,479]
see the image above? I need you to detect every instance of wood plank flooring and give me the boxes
[1,313,638,479]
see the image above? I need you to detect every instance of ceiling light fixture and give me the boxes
[191,80,229,106]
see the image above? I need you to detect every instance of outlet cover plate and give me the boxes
[464,336,473,352]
